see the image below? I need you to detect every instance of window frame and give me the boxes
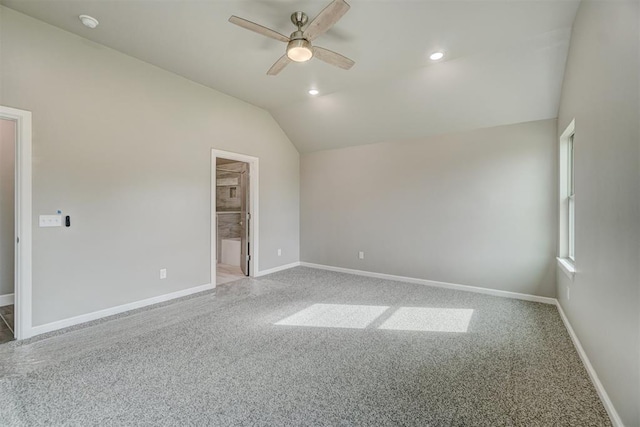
[558,119,576,279]
[567,133,575,261]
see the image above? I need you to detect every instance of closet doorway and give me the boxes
[211,150,259,286]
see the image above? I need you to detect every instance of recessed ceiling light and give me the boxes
[308,89,319,96]
[429,51,445,61]
[79,15,99,29]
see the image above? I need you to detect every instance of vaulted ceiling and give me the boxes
[1,0,579,152]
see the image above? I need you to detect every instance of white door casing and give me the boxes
[0,105,33,340]
[211,149,259,286]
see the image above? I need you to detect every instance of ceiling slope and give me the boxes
[272,28,571,152]
[1,0,579,152]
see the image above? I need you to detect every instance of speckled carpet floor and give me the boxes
[0,267,610,426]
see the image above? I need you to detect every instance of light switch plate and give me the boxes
[39,215,62,227]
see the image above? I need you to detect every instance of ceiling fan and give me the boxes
[229,0,355,76]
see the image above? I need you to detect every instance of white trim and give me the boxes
[559,119,575,261]
[298,262,619,425]
[560,119,576,144]
[557,257,576,281]
[30,283,214,337]
[555,301,624,426]
[17,255,621,426]
[0,293,15,307]
[0,106,32,340]
[211,149,259,287]
[300,262,556,304]
[255,261,301,277]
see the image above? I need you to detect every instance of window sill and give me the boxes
[557,257,576,281]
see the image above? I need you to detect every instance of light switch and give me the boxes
[39,215,62,227]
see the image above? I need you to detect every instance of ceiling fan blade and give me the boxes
[229,16,290,43]
[313,46,354,70]
[304,0,350,41]
[267,55,292,76]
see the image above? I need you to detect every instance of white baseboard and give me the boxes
[19,262,621,426]
[30,283,214,337]
[27,260,300,338]
[0,293,14,307]
[256,261,301,277]
[555,302,624,427]
[300,262,556,305]
[300,262,619,424]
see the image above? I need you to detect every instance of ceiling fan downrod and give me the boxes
[291,11,308,29]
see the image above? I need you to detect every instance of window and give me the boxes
[558,120,576,279]
[567,133,575,261]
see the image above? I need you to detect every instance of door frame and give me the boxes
[211,149,259,286]
[0,106,32,340]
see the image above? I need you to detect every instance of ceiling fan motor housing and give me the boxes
[286,12,313,62]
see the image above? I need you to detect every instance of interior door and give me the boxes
[240,164,249,276]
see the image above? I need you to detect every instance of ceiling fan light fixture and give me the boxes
[287,39,313,62]
[229,0,354,75]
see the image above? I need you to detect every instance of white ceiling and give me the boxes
[1,0,579,152]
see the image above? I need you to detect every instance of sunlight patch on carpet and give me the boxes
[378,307,474,333]
[274,303,389,329]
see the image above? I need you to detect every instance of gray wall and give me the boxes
[0,119,15,297]
[556,1,639,425]
[0,7,300,326]
[301,119,557,297]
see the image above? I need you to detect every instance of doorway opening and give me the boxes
[0,119,16,344]
[211,150,259,287]
[0,105,32,341]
